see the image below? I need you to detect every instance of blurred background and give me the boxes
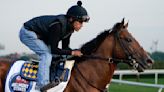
[0,0,164,92]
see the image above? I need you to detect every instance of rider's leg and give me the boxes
[37,53,52,87]
[19,26,52,89]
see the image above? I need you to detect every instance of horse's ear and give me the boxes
[125,21,128,28]
[121,18,125,25]
[113,18,125,32]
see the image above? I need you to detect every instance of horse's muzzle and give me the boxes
[137,56,154,72]
[146,57,154,68]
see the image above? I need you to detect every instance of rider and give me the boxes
[19,1,90,90]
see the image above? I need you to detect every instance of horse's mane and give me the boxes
[80,29,111,55]
[80,21,123,55]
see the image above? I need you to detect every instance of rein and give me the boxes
[82,55,132,64]
[74,29,137,92]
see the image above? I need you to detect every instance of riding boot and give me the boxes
[40,81,59,92]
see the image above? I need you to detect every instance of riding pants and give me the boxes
[19,26,52,88]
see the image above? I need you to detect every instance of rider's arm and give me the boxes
[62,34,72,50]
[49,22,72,55]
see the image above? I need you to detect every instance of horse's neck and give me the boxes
[74,34,116,88]
[77,58,116,88]
[94,35,114,58]
[89,35,116,82]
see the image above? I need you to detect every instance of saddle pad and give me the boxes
[20,61,39,81]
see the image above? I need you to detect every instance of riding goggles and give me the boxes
[76,16,90,22]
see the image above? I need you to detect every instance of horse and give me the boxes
[0,58,12,92]
[0,18,153,92]
[64,18,153,92]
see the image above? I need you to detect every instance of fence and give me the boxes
[114,69,164,84]
[111,79,164,92]
[111,69,164,92]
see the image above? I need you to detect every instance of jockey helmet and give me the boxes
[66,1,90,22]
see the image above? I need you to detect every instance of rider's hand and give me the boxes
[71,50,83,57]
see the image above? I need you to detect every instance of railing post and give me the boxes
[155,73,158,84]
[158,88,163,92]
[119,74,123,81]
[119,74,123,85]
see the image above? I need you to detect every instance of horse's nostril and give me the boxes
[147,58,154,65]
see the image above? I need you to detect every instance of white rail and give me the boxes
[114,69,164,84]
[111,79,164,92]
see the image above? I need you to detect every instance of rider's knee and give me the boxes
[40,52,52,64]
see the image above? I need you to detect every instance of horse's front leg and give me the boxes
[0,78,4,92]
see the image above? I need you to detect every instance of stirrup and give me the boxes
[40,81,59,92]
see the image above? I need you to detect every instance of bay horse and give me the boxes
[0,58,12,92]
[0,19,153,92]
[64,18,153,92]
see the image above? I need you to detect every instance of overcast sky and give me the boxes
[0,0,164,55]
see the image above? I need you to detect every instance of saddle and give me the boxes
[50,55,75,82]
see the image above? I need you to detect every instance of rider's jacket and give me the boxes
[24,14,74,55]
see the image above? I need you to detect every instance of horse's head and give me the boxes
[80,18,153,72]
[110,18,154,72]
[74,19,154,91]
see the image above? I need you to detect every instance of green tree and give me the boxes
[150,51,164,61]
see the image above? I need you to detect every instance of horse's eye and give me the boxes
[125,38,132,42]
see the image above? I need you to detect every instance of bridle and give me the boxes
[114,29,139,69]
[75,28,140,92]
